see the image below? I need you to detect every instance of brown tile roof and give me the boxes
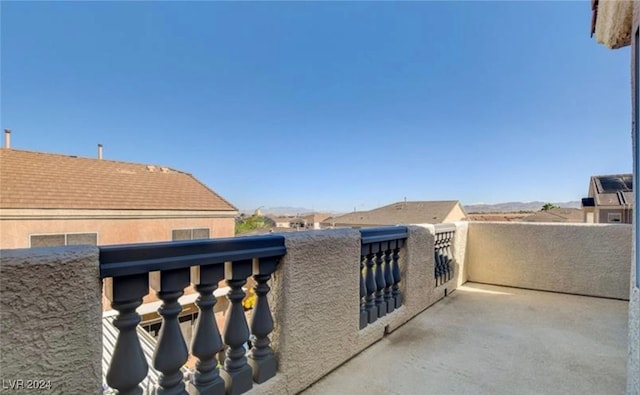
[324,201,465,226]
[0,149,237,211]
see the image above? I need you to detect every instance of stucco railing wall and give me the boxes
[251,222,468,394]
[0,246,103,394]
[0,223,469,395]
[466,222,631,300]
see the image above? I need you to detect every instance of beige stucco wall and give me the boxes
[249,223,467,394]
[0,246,102,394]
[467,222,631,300]
[0,216,235,249]
[629,3,639,393]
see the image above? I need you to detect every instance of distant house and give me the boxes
[581,174,633,224]
[521,208,584,223]
[271,216,294,228]
[302,213,332,229]
[0,148,238,248]
[323,201,467,228]
[270,213,331,230]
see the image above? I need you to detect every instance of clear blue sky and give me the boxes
[1,1,632,212]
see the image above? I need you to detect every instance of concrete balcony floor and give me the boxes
[303,283,628,395]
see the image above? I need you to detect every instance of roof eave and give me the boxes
[593,0,634,49]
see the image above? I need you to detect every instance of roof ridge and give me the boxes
[0,148,176,170]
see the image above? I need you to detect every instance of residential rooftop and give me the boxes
[0,148,236,211]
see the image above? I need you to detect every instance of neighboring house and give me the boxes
[302,213,332,229]
[581,174,633,224]
[0,146,239,347]
[272,216,296,228]
[521,208,585,223]
[323,201,467,228]
[270,213,331,230]
[0,148,238,249]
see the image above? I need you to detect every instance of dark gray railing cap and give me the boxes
[360,226,408,244]
[99,235,286,278]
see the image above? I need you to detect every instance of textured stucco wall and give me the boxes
[249,224,466,394]
[0,246,102,394]
[467,222,631,300]
[629,3,639,393]
[453,221,469,286]
[0,216,236,249]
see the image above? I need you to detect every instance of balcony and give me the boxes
[0,221,634,394]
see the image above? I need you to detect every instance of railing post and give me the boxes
[150,268,190,395]
[105,274,150,395]
[435,233,443,286]
[359,255,368,329]
[188,265,226,395]
[221,259,253,395]
[445,231,454,282]
[374,245,387,318]
[248,257,278,383]
[392,240,403,308]
[383,244,394,313]
[364,247,377,323]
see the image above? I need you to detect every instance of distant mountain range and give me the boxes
[464,201,581,213]
[241,206,343,216]
[243,201,582,216]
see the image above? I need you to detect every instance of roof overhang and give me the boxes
[592,0,634,49]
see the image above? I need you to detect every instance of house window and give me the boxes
[30,234,65,248]
[608,213,622,223]
[172,228,210,241]
[30,233,98,248]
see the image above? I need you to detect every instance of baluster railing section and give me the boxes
[359,227,408,329]
[99,235,286,395]
[434,224,456,287]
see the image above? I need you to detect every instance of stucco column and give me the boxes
[0,246,102,394]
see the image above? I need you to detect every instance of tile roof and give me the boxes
[325,201,464,226]
[0,149,237,211]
